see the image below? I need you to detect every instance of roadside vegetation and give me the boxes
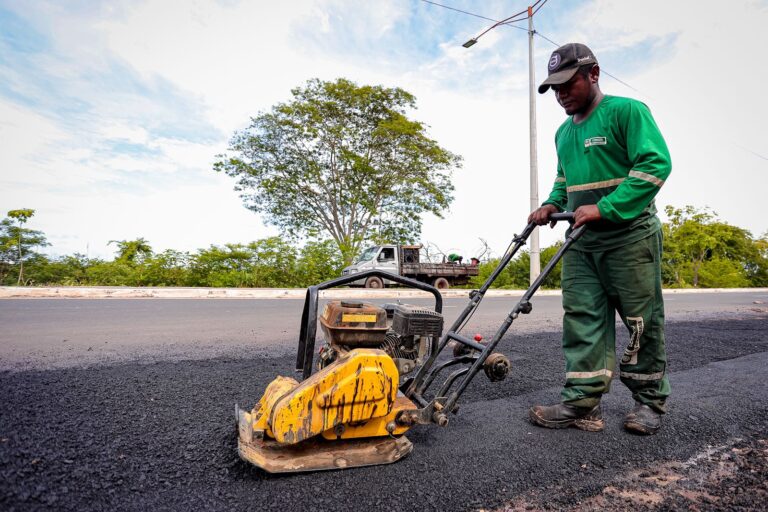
[1,206,765,289]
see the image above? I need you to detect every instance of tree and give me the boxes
[109,238,153,264]
[3,209,49,285]
[754,232,768,287]
[214,78,462,265]
[663,205,766,287]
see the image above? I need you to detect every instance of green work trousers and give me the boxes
[559,230,670,413]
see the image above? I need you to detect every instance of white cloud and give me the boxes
[98,123,150,144]
[0,100,67,168]
[573,0,768,235]
[2,0,767,268]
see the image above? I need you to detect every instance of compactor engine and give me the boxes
[317,301,443,376]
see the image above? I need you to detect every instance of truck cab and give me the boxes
[342,245,400,288]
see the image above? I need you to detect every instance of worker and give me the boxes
[447,253,463,264]
[528,43,671,435]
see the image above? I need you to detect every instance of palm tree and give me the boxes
[108,238,153,264]
[7,209,35,285]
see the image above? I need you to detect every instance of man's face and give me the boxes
[552,70,594,116]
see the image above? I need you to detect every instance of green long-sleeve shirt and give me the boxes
[543,95,671,251]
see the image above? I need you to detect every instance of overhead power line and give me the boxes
[419,0,497,23]
[418,0,641,94]
[418,0,768,166]
[530,0,549,17]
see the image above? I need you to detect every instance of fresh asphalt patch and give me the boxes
[1,315,767,511]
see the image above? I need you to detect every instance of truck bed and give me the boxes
[401,263,479,277]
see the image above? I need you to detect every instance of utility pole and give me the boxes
[527,5,540,284]
[461,4,544,284]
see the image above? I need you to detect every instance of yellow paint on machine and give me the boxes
[341,314,378,323]
[320,394,413,441]
[250,349,414,445]
[250,375,300,440]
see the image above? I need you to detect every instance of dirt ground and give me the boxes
[499,436,768,511]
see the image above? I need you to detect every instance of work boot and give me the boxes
[623,402,662,435]
[528,403,604,432]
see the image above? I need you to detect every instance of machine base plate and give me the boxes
[237,434,413,473]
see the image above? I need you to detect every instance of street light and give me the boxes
[463,5,542,285]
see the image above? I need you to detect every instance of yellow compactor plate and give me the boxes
[237,432,413,474]
[236,348,417,473]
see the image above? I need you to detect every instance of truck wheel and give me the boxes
[365,276,384,289]
[432,277,450,289]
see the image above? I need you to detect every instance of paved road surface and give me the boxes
[2,291,766,370]
[1,293,767,511]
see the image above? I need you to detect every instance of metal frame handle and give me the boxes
[549,212,575,222]
[401,214,586,424]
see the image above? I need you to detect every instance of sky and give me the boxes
[1,0,766,261]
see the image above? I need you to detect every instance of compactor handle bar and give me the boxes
[400,213,586,426]
[549,212,575,222]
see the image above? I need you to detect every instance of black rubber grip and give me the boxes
[549,212,575,222]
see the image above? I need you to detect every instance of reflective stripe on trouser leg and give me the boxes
[560,248,615,409]
[602,231,670,413]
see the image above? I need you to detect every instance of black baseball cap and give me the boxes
[538,43,597,94]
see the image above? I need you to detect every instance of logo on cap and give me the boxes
[548,53,561,71]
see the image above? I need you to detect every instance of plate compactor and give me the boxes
[236,213,585,473]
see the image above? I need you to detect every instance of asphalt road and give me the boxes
[1,291,766,370]
[1,293,767,511]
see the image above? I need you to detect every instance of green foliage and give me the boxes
[188,244,257,288]
[184,239,296,288]
[138,250,191,286]
[694,258,750,288]
[20,253,89,286]
[662,205,767,288]
[7,209,35,223]
[1,209,49,285]
[214,77,462,265]
[248,238,300,288]
[2,207,765,289]
[470,206,768,291]
[540,243,565,289]
[753,233,768,287]
[296,240,343,286]
[469,242,564,289]
[85,260,137,286]
[471,258,514,289]
[109,238,153,264]
[0,219,16,283]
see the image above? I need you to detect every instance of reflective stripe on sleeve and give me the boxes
[628,170,665,187]
[620,371,664,381]
[555,177,566,183]
[566,178,625,193]
[566,369,613,379]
